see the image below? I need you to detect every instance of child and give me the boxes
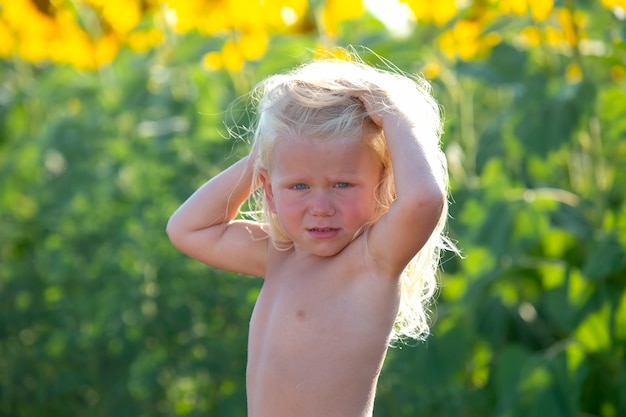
[167,53,455,417]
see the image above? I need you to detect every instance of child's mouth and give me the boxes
[307,227,340,238]
[308,227,338,232]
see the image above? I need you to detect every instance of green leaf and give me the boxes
[574,303,611,352]
[582,232,626,281]
[514,79,597,157]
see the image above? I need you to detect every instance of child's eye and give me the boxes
[291,183,308,190]
[334,182,351,189]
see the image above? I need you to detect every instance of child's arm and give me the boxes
[166,155,267,277]
[360,88,446,278]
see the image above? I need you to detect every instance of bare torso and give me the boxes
[246,240,401,417]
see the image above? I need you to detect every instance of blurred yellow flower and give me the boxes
[439,20,480,60]
[565,62,583,83]
[431,0,457,26]
[421,60,441,79]
[556,7,587,46]
[557,8,576,45]
[520,26,542,47]
[438,31,456,60]
[228,0,266,31]
[515,4,590,53]
[496,0,554,22]
[400,0,456,25]
[497,0,553,21]
[167,0,307,70]
[198,1,229,34]
[203,51,223,71]
[483,32,501,47]
[165,0,206,33]
[100,0,142,35]
[498,0,528,16]
[0,0,311,71]
[4,0,598,73]
[19,37,50,63]
[4,0,57,57]
[601,0,626,9]
[544,26,564,46]
[222,39,245,71]
[167,0,307,35]
[0,21,15,57]
[238,31,269,60]
[313,45,353,60]
[128,29,164,52]
[438,16,502,61]
[50,11,94,68]
[528,0,553,22]
[610,65,626,82]
[200,30,270,72]
[95,34,120,66]
[54,25,97,70]
[400,0,426,21]
[321,0,364,36]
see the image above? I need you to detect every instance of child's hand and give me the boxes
[356,90,389,128]
[357,82,437,142]
[357,86,415,130]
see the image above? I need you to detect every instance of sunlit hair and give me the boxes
[246,53,456,343]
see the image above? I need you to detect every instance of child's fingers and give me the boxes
[355,90,385,127]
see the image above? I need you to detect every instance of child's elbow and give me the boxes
[411,185,446,220]
[165,215,185,249]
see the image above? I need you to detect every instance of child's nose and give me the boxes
[309,191,335,216]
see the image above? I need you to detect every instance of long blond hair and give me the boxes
[246,55,455,342]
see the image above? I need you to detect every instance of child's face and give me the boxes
[261,136,383,257]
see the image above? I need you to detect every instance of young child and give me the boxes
[167,54,454,417]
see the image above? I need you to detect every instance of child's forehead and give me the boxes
[269,136,382,175]
[273,135,363,155]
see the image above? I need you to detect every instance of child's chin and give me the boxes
[312,244,349,258]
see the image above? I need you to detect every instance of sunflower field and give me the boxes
[1,0,625,416]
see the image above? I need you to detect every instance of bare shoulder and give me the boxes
[362,192,444,279]
[333,230,396,281]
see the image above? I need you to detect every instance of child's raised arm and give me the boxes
[166,155,267,277]
[360,86,446,279]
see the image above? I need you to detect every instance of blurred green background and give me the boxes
[1,0,625,416]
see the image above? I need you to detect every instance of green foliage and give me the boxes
[0,49,258,416]
[1,6,625,417]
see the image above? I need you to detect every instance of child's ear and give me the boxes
[258,168,277,213]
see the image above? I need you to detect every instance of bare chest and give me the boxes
[249,252,400,357]
[246,255,399,417]
[252,255,393,345]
